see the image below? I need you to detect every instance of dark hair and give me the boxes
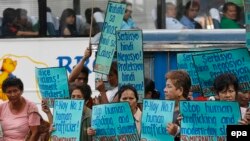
[2,8,17,25]
[185,1,200,15]
[46,7,52,12]
[73,65,89,82]
[222,2,237,13]
[222,2,240,20]
[2,77,24,92]
[117,85,138,102]
[69,82,92,101]
[16,8,27,20]
[81,66,89,79]
[145,78,160,99]
[85,7,102,24]
[59,8,77,35]
[109,61,118,75]
[166,70,191,99]
[213,73,239,95]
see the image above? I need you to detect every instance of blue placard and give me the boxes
[94,1,126,74]
[91,102,139,140]
[35,67,70,107]
[180,101,241,141]
[177,50,220,92]
[117,30,144,102]
[51,99,85,141]
[141,99,175,141]
[192,48,250,97]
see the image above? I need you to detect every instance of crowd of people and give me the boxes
[0,0,246,37]
[0,46,249,140]
[0,0,249,141]
[165,1,244,29]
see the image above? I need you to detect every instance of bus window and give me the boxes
[165,0,245,29]
[47,0,75,37]
[0,0,39,38]
[79,0,156,30]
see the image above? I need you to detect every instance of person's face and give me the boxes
[74,73,88,85]
[166,5,177,17]
[124,5,132,20]
[225,5,237,20]
[5,86,22,103]
[19,15,28,25]
[164,79,182,100]
[237,92,249,107]
[187,6,199,19]
[120,89,137,111]
[65,15,75,25]
[71,89,84,99]
[108,71,118,87]
[218,85,236,101]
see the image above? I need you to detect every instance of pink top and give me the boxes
[0,98,40,141]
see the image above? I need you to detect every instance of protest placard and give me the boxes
[117,30,144,102]
[141,99,175,141]
[192,48,250,97]
[91,102,139,141]
[51,99,85,141]
[35,67,70,107]
[180,101,241,141]
[177,50,220,92]
[94,1,126,74]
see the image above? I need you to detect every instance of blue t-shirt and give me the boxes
[121,18,137,29]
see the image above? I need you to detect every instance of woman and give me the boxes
[87,85,141,136]
[164,70,191,140]
[59,8,77,36]
[42,83,92,141]
[117,85,141,134]
[0,77,40,141]
[180,1,202,29]
[213,73,250,124]
[95,61,118,104]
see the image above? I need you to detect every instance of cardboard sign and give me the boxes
[141,99,175,141]
[35,67,70,107]
[192,48,250,97]
[91,102,139,140]
[51,99,85,141]
[94,1,126,74]
[117,30,144,102]
[180,101,241,141]
[177,50,220,92]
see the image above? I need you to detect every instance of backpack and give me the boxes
[26,104,51,141]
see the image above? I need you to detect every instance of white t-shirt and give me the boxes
[106,87,118,102]
[166,17,184,29]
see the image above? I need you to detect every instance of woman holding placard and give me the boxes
[0,78,40,141]
[213,73,250,125]
[164,70,191,140]
[117,85,141,135]
[42,83,92,141]
[87,85,141,137]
